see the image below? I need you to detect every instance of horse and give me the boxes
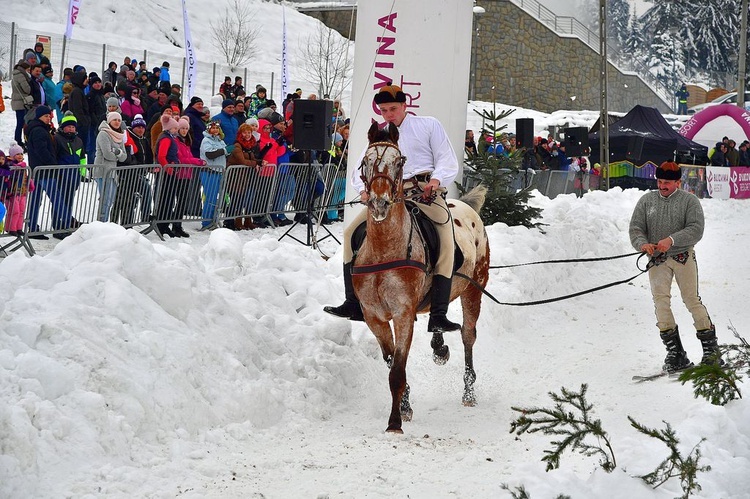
[352,122,490,433]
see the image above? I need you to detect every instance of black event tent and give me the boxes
[588,105,708,166]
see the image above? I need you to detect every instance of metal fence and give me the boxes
[0,161,347,257]
[2,161,604,257]
[461,167,602,200]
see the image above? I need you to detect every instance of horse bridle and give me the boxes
[359,141,406,203]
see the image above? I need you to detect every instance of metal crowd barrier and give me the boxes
[534,170,602,199]
[1,161,349,257]
[459,168,602,200]
[461,168,536,193]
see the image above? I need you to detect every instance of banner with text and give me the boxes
[345,0,473,215]
[281,7,290,100]
[181,0,197,99]
[707,166,750,199]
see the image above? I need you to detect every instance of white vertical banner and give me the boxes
[182,0,197,99]
[281,7,290,100]
[346,0,473,210]
[65,0,82,39]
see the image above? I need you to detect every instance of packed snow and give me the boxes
[3,0,750,497]
[2,174,749,498]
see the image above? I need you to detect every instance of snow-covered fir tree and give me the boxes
[607,0,630,56]
[689,0,741,82]
[624,8,646,62]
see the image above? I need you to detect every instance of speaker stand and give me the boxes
[278,154,340,247]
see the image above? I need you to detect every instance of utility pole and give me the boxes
[738,0,748,109]
[599,0,609,190]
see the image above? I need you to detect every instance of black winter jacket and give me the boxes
[26,119,57,168]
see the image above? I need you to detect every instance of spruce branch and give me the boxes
[509,384,616,472]
[628,417,711,498]
[678,322,748,405]
[677,362,742,405]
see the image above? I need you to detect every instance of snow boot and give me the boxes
[696,326,725,366]
[427,275,461,333]
[323,263,364,321]
[172,225,190,238]
[660,326,694,374]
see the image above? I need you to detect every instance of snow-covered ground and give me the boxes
[3,1,749,497]
[2,93,750,495]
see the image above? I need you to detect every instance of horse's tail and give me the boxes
[459,184,487,214]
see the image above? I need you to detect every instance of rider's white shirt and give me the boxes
[351,113,459,194]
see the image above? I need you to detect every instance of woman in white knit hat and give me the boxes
[93,111,127,222]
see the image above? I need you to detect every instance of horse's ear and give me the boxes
[387,122,399,144]
[367,122,379,144]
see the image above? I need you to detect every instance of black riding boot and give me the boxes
[427,275,461,333]
[660,326,694,374]
[323,263,364,321]
[696,326,725,366]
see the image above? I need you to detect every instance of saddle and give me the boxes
[351,200,465,274]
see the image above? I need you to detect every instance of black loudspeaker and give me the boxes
[516,118,534,149]
[292,99,333,150]
[626,136,645,162]
[564,127,589,156]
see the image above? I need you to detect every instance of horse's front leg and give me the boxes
[385,352,412,423]
[460,285,481,407]
[430,332,450,365]
[386,314,415,433]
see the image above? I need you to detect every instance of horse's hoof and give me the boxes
[432,345,450,365]
[401,408,413,422]
[386,427,404,434]
[462,391,477,407]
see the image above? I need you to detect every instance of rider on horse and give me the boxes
[324,84,461,333]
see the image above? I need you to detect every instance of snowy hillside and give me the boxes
[2,0,354,104]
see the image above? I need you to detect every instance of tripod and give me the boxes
[278,152,339,247]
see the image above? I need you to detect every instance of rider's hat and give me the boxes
[374,83,407,105]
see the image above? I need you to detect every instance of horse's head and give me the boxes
[360,122,406,222]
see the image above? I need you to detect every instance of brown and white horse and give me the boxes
[353,122,490,433]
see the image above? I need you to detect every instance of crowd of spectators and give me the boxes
[707,136,750,167]
[3,47,351,241]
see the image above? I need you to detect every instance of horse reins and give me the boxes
[352,142,429,276]
[456,252,657,306]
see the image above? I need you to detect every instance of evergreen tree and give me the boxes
[624,9,646,60]
[638,0,745,88]
[460,108,542,229]
[607,0,630,55]
[646,31,676,90]
[689,0,740,80]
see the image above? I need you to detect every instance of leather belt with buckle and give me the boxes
[412,173,431,182]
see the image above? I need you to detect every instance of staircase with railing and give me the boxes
[507,0,672,107]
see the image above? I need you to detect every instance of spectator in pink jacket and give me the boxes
[120,86,145,125]
[172,116,206,237]
[256,118,286,176]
